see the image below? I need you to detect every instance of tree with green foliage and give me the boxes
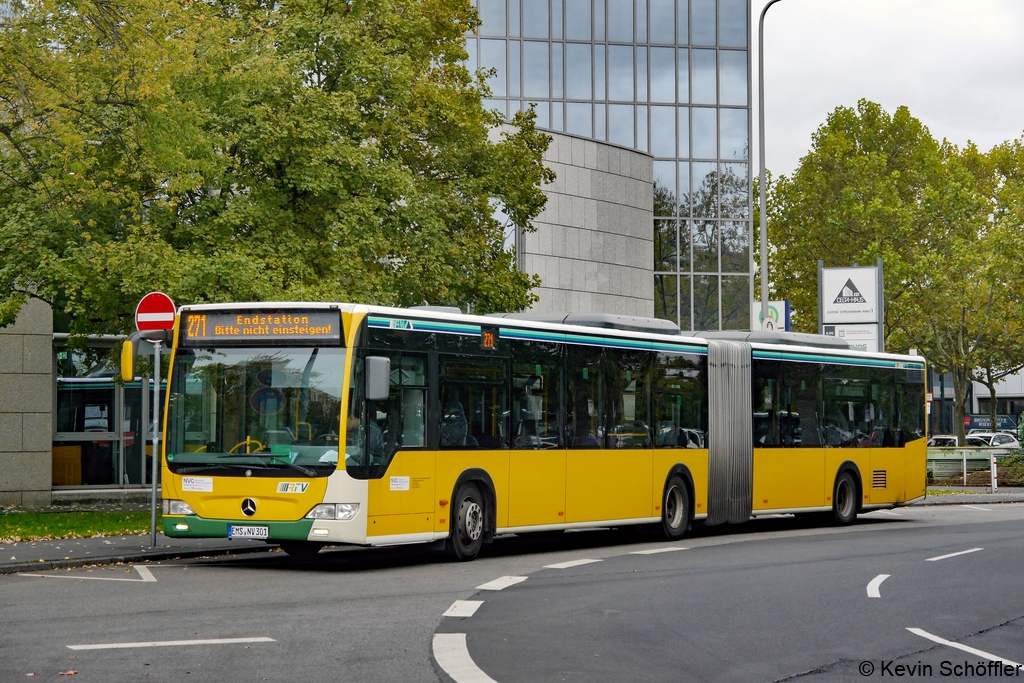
[767,100,1024,442]
[0,0,553,336]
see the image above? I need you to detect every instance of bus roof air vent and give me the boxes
[490,312,681,335]
[693,330,852,350]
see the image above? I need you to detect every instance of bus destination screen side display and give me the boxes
[180,310,343,346]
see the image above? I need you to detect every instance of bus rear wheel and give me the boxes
[831,471,858,525]
[445,483,484,561]
[661,475,690,540]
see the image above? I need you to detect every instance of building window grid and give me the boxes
[470,0,750,331]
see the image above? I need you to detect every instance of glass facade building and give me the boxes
[470,0,751,330]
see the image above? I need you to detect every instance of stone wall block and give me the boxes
[22,335,52,375]
[0,374,51,413]
[4,298,53,336]
[0,335,22,374]
[0,413,23,452]
[22,490,53,507]
[571,138,585,167]
[0,452,51,492]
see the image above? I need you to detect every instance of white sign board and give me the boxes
[821,267,879,324]
[751,301,790,331]
[822,324,879,353]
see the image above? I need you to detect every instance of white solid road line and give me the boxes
[68,637,275,651]
[907,628,1022,667]
[630,547,688,555]
[21,565,157,583]
[872,510,901,516]
[866,574,890,598]
[961,505,992,512]
[433,633,499,683]
[544,558,602,569]
[476,576,528,591]
[926,547,984,562]
[444,600,484,618]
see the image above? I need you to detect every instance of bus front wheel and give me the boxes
[445,483,484,561]
[831,471,858,525]
[661,475,690,540]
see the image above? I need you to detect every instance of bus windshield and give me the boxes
[166,347,346,477]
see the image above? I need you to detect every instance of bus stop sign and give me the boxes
[135,292,176,331]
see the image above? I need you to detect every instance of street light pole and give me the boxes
[758,0,784,330]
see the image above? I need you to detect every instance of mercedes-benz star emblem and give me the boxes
[241,498,257,517]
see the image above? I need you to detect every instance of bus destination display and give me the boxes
[182,310,342,345]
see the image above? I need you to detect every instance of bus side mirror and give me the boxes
[121,333,143,381]
[365,356,391,401]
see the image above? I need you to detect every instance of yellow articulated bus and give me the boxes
[147,302,927,561]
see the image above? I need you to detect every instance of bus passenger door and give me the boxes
[507,342,565,528]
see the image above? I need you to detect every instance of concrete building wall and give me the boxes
[0,299,53,506]
[522,131,654,316]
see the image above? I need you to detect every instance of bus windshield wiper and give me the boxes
[176,463,274,474]
[272,459,318,477]
[210,453,318,477]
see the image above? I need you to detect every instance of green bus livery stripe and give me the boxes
[368,317,480,336]
[369,316,707,355]
[164,516,314,541]
[498,328,706,354]
[753,349,924,370]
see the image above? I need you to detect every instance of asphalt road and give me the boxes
[3,504,1023,682]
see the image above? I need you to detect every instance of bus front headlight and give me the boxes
[305,503,359,520]
[163,499,195,516]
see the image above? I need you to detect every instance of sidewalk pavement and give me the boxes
[3,488,1023,574]
[0,534,273,574]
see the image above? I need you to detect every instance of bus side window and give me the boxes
[605,349,652,449]
[652,352,706,449]
[566,345,604,449]
[439,355,508,450]
[510,341,562,449]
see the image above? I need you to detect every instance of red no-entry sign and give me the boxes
[135,292,176,331]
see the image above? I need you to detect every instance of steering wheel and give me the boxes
[229,437,265,454]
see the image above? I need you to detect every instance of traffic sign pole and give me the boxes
[151,340,161,548]
[134,292,175,549]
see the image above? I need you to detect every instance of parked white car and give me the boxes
[966,432,1021,450]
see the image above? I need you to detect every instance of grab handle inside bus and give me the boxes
[365,356,391,401]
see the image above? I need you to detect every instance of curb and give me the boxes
[0,543,277,575]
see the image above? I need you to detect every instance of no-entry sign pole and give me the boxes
[151,340,161,547]
[135,292,176,548]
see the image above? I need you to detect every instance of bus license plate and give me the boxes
[228,525,269,539]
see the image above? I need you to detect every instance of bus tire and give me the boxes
[280,541,322,561]
[445,483,485,561]
[831,471,858,526]
[661,475,690,540]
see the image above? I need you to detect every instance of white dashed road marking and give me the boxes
[961,505,992,512]
[544,558,602,569]
[866,574,890,598]
[68,637,275,651]
[907,628,1022,667]
[926,547,983,562]
[630,547,688,555]
[444,601,484,618]
[22,565,158,583]
[872,510,901,516]
[476,576,528,591]
[433,633,499,683]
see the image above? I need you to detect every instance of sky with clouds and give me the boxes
[754,0,1024,177]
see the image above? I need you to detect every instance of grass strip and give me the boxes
[0,511,162,542]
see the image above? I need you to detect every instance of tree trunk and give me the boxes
[985,369,999,434]
[951,361,972,445]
